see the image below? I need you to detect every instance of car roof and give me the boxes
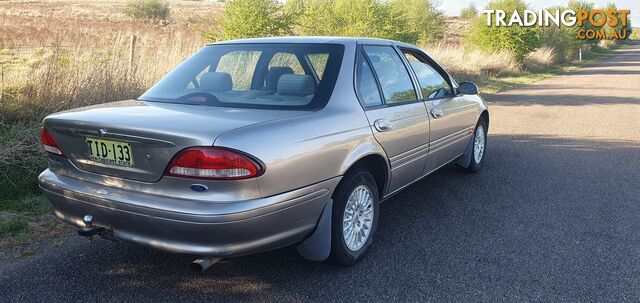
[207,36,417,48]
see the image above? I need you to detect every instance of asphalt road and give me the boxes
[2,43,640,302]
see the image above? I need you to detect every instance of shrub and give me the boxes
[387,0,445,45]
[460,3,478,20]
[568,0,597,47]
[538,8,581,63]
[285,0,444,45]
[201,0,293,41]
[123,0,170,20]
[466,0,540,62]
[285,0,336,36]
[286,0,391,39]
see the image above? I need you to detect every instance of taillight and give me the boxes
[41,128,65,157]
[166,147,262,180]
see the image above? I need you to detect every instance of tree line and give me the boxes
[125,0,633,64]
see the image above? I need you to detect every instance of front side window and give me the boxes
[139,44,344,110]
[362,45,417,104]
[403,52,452,100]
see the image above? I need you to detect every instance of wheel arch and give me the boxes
[338,153,390,199]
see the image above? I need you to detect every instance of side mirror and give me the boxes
[458,82,478,95]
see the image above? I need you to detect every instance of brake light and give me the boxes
[166,147,262,180]
[41,128,65,156]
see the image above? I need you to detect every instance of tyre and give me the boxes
[330,169,379,266]
[458,117,488,173]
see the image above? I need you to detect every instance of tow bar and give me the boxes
[77,215,114,240]
[78,215,221,271]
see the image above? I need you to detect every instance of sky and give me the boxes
[439,0,640,25]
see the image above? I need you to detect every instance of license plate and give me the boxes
[85,137,134,167]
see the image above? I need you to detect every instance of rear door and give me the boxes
[356,44,430,194]
[400,49,478,174]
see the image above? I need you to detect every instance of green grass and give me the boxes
[0,195,52,244]
[0,217,28,236]
[0,194,51,215]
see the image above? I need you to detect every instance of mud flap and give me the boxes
[455,135,474,168]
[297,199,332,261]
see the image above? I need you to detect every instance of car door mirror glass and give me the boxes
[458,82,478,95]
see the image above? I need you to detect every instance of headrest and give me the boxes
[200,72,232,92]
[267,67,294,91]
[277,74,314,97]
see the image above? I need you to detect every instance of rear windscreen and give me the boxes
[139,43,344,110]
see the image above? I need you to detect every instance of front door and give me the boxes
[401,50,478,174]
[356,45,430,194]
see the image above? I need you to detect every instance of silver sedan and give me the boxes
[39,37,488,270]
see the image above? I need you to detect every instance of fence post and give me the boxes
[129,35,137,75]
[579,48,582,62]
[579,40,583,62]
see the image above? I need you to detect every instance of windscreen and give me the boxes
[139,43,344,110]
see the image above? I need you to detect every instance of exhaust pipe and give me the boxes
[190,257,221,272]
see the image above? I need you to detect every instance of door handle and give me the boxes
[373,119,393,132]
[431,108,444,119]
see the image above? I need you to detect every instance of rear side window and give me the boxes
[356,52,383,107]
[362,45,416,104]
[403,52,452,100]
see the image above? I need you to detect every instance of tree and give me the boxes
[538,5,581,62]
[285,0,337,36]
[567,0,596,47]
[466,0,540,62]
[386,0,445,45]
[460,3,478,20]
[201,0,293,41]
[601,3,631,43]
[285,0,444,45]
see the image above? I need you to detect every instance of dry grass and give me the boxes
[422,43,521,82]
[0,0,222,47]
[0,1,217,201]
[1,44,201,196]
[522,47,559,72]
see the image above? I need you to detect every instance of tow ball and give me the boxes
[77,215,113,239]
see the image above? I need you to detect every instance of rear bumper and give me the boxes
[39,169,339,257]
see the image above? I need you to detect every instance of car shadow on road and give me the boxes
[4,134,640,301]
